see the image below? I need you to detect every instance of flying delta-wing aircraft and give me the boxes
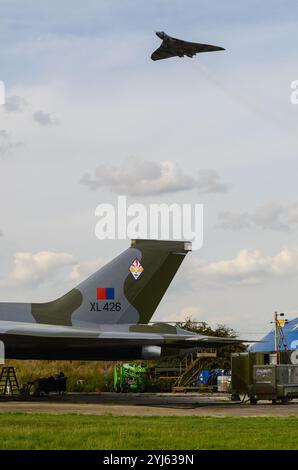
[151,31,225,61]
[0,240,244,361]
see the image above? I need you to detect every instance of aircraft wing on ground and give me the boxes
[0,320,248,361]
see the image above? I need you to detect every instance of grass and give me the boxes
[0,414,298,450]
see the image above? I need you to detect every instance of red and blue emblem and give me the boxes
[97,288,115,300]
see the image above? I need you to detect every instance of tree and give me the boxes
[176,317,247,369]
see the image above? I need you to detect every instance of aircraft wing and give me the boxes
[176,39,225,54]
[184,334,249,347]
[0,320,251,360]
[151,44,177,61]
[0,320,247,347]
[0,321,160,341]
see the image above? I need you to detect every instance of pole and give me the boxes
[274,311,279,364]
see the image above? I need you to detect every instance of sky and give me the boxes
[0,0,298,339]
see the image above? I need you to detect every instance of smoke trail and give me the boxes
[192,61,296,136]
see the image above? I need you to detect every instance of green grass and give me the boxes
[0,414,298,449]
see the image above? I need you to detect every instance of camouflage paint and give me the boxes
[32,289,83,326]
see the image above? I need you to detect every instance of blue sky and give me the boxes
[0,0,298,338]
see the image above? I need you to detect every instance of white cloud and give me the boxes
[80,158,229,196]
[201,247,298,285]
[156,306,203,323]
[217,202,298,232]
[197,169,229,194]
[33,110,58,126]
[0,251,76,287]
[252,203,293,231]
[0,130,23,158]
[216,210,251,230]
[4,95,27,112]
[178,306,203,322]
[80,159,192,196]
[69,258,103,283]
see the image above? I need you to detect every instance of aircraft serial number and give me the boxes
[90,302,121,312]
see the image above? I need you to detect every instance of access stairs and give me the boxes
[172,350,217,392]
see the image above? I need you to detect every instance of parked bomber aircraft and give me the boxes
[0,240,245,361]
[151,31,225,61]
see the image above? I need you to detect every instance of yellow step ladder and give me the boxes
[0,367,20,396]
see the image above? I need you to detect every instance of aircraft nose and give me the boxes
[156,31,165,40]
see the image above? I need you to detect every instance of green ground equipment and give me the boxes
[231,351,298,404]
[114,363,149,393]
[249,364,298,404]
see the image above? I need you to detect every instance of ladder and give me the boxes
[175,357,201,387]
[0,367,20,396]
[174,350,218,388]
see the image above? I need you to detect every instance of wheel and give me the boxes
[231,394,241,402]
[281,397,289,405]
[272,399,277,404]
[250,397,258,405]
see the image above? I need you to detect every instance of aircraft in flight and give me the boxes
[0,239,245,361]
[151,31,225,61]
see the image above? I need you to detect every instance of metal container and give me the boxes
[231,352,269,395]
[217,375,231,393]
[231,351,294,396]
[276,364,298,384]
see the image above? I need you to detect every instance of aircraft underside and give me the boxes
[0,334,185,361]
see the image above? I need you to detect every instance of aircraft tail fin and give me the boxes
[31,240,191,326]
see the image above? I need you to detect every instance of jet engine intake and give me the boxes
[141,345,161,359]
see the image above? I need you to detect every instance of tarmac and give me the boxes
[1,392,298,417]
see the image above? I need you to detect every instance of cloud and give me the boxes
[197,169,229,195]
[80,158,229,196]
[0,251,76,287]
[33,110,58,126]
[252,203,293,231]
[201,247,298,285]
[155,306,203,323]
[216,211,251,230]
[178,306,203,322]
[217,202,298,232]
[0,130,23,158]
[4,95,27,112]
[69,258,103,283]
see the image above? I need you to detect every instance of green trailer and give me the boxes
[231,351,298,404]
[114,363,149,393]
[249,364,298,404]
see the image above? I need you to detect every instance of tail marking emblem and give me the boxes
[129,258,144,280]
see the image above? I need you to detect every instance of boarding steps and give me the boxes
[172,350,217,392]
